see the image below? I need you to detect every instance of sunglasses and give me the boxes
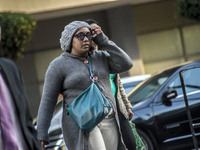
[75,33,93,41]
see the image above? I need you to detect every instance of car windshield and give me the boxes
[128,67,180,105]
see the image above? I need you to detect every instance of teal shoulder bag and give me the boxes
[67,56,112,130]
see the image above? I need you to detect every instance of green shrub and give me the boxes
[177,0,200,21]
[0,12,36,60]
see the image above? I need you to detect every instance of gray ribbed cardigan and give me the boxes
[37,32,133,150]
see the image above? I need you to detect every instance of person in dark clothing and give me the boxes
[0,26,41,150]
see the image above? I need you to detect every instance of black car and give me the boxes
[128,61,200,150]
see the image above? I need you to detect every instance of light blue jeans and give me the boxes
[88,117,119,150]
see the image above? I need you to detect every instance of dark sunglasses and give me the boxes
[75,33,93,41]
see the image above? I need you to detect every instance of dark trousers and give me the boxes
[118,108,136,150]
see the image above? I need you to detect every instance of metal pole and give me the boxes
[179,69,199,150]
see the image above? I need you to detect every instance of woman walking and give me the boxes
[37,20,133,150]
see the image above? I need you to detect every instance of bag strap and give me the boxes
[87,56,94,82]
[87,56,114,108]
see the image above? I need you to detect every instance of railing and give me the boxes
[179,66,200,150]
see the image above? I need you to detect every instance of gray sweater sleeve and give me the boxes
[37,62,63,142]
[93,32,133,74]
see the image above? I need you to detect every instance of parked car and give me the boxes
[121,74,151,94]
[128,61,200,150]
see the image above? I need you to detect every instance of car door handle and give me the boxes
[193,123,200,129]
[166,123,180,129]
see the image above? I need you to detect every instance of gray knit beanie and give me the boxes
[60,21,91,51]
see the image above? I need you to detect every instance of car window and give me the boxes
[53,94,63,116]
[121,74,151,94]
[168,76,183,96]
[168,67,200,97]
[128,67,178,104]
[54,100,63,115]
[123,81,141,94]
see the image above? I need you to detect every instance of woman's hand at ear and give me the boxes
[90,24,102,38]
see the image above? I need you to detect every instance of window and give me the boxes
[182,68,200,94]
[168,76,183,96]
[129,67,178,104]
[168,67,200,97]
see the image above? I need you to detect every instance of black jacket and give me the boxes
[0,58,41,150]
